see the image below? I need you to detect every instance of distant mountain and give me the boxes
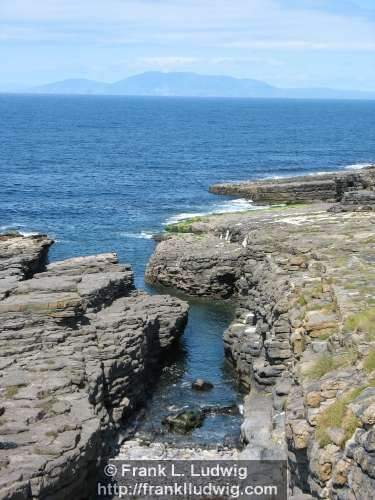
[109,72,276,98]
[30,78,110,95]
[25,72,375,100]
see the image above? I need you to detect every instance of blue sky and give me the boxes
[1,0,374,90]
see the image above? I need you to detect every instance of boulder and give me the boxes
[162,408,204,434]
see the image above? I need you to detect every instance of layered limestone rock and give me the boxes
[146,234,248,298]
[0,233,53,299]
[146,200,375,498]
[330,189,375,213]
[209,165,375,204]
[0,236,188,500]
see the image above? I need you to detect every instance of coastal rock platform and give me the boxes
[209,165,375,204]
[0,235,188,499]
[146,194,375,498]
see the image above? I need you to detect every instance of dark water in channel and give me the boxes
[138,300,241,446]
[1,95,374,444]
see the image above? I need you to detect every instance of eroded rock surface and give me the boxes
[146,200,375,498]
[0,236,188,500]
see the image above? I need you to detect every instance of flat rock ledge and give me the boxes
[209,165,375,204]
[0,235,188,500]
[146,197,375,499]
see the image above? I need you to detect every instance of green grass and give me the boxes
[304,350,358,381]
[36,397,57,412]
[316,379,375,448]
[344,307,375,340]
[363,236,375,244]
[311,284,324,297]
[363,348,375,374]
[45,430,59,439]
[165,216,204,233]
[0,417,8,426]
[306,302,335,312]
[5,384,26,397]
[297,295,307,307]
[316,329,337,341]
[316,400,360,448]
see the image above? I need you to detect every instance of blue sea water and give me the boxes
[1,95,374,285]
[1,95,374,445]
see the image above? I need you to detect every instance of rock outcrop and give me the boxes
[146,198,375,498]
[146,234,247,298]
[209,165,375,204]
[329,189,375,213]
[0,233,53,298]
[0,235,188,500]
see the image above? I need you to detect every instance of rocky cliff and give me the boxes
[0,234,188,499]
[209,166,375,204]
[146,201,375,498]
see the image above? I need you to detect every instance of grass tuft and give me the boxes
[297,295,307,307]
[304,350,358,381]
[363,348,375,374]
[344,307,375,340]
[316,380,375,448]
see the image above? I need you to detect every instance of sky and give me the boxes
[1,0,375,90]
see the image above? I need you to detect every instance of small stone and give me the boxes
[305,391,321,408]
[326,427,346,447]
[275,380,291,396]
[332,459,350,486]
[192,379,214,391]
[304,311,337,333]
[311,341,328,354]
[290,420,311,449]
[291,328,305,354]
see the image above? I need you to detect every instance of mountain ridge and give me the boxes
[23,71,375,100]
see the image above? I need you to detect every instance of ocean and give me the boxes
[1,94,374,445]
[1,95,374,286]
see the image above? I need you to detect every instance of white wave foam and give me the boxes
[261,164,374,180]
[19,231,39,237]
[262,171,331,180]
[268,175,284,180]
[0,225,40,237]
[119,231,154,240]
[165,198,264,225]
[344,163,373,170]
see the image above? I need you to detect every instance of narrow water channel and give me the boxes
[136,298,243,446]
